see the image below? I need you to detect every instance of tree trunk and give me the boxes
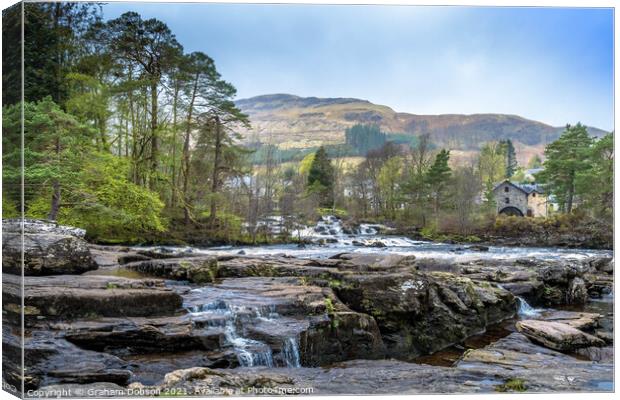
[170,82,179,208]
[149,79,159,189]
[567,174,575,213]
[182,73,199,225]
[48,137,61,220]
[209,116,223,227]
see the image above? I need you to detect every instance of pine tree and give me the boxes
[504,139,518,178]
[307,146,335,207]
[536,123,593,213]
[425,149,451,223]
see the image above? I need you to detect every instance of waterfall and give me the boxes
[282,337,301,368]
[517,296,541,317]
[184,290,305,368]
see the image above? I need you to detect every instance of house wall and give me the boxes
[493,182,528,216]
[526,192,547,217]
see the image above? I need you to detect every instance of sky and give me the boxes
[101,3,614,130]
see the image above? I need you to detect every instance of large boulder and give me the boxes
[334,270,516,358]
[2,219,97,275]
[516,319,605,351]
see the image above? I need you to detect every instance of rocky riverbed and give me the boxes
[1,219,614,396]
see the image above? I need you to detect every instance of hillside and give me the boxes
[235,94,608,165]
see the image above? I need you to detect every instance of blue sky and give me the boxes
[102,3,614,130]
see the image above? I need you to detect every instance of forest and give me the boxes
[2,3,613,245]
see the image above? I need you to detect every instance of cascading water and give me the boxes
[184,289,302,368]
[516,296,541,317]
[282,337,301,368]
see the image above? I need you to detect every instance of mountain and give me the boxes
[235,94,608,164]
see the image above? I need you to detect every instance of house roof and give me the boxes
[493,180,545,195]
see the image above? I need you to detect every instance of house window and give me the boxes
[504,187,509,193]
[505,197,510,204]
[532,193,536,197]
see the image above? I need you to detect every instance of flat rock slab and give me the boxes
[538,310,601,330]
[2,274,183,320]
[455,333,613,392]
[53,316,222,355]
[3,329,132,390]
[516,319,604,351]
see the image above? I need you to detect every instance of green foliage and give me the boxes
[345,124,386,155]
[478,141,506,206]
[495,378,527,392]
[536,123,593,213]
[2,196,19,218]
[378,156,403,219]
[307,146,335,207]
[3,97,96,215]
[574,133,613,218]
[67,154,166,236]
[500,139,518,178]
[527,154,543,169]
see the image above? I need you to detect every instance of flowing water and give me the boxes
[182,286,302,368]
[144,215,611,262]
[136,215,611,369]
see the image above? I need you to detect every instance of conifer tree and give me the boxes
[307,146,335,207]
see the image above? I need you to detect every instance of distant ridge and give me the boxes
[235,94,609,164]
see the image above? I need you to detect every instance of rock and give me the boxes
[455,333,613,392]
[466,245,489,252]
[125,257,219,283]
[538,310,601,330]
[38,383,128,397]
[369,240,387,248]
[3,329,132,390]
[334,270,516,358]
[118,253,152,264]
[589,256,613,274]
[3,219,87,237]
[237,250,246,255]
[574,346,614,363]
[56,316,222,356]
[150,341,613,395]
[2,274,183,322]
[2,219,97,276]
[566,277,588,304]
[594,330,614,344]
[180,276,384,366]
[516,320,605,351]
[157,367,295,395]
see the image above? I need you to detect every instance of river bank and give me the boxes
[2,219,614,396]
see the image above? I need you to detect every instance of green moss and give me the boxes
[496,378,527,392]
[105,282,119,289]
[324,298,335,315]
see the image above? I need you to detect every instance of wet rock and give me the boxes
[516,320,605,351]
[118,253,152,265]
[334,270,516,358]
[589,256,613,274]
[466,245,489,252]
[153,367,294,395]
[125,257,219,283]
[574,346,614,363]
[2,219,97,276]
[3,329,131,390]
[455,333,613,392]
[369,240,387,248]
[2,274,183,322]
[57,316,222,356]
[539,310,601,330]
[566,277,588,305]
